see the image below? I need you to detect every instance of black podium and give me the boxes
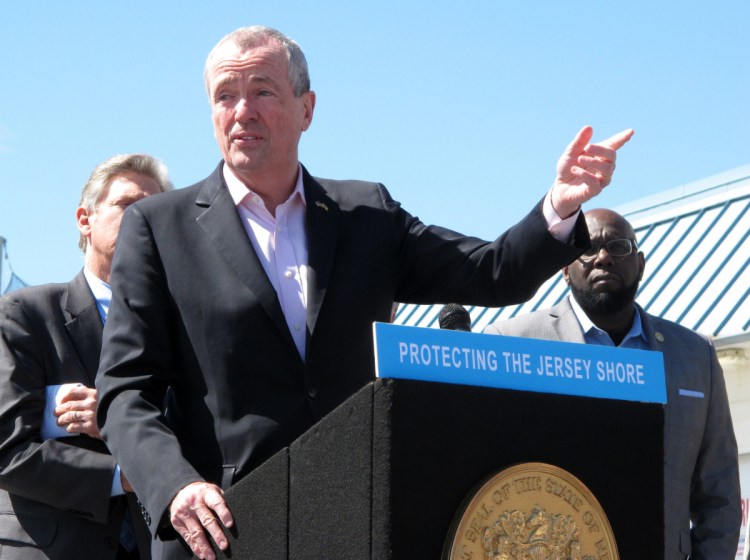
[215,378,664,559]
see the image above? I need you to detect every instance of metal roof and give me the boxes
[0,237,28,295]
[394,165,750,342]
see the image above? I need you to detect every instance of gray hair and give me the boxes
[204,26,310,98]
[78,153,172,252]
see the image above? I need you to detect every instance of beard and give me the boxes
[569,277,640,315]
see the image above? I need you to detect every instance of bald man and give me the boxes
[485,208,741,559]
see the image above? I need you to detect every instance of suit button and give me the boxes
[307,387,318,399]
[104,537,117,549]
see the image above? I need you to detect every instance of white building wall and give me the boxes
[719,350,750,558]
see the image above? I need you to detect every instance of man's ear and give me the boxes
[301,90,316,131]
[562,266,570,285]
[76,206,92,239]
[637,251,646,281]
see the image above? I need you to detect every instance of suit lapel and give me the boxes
[637,305,666,353]
[63,270,103,385]
[303,168,340,336]
[550,299,587,343]
[194,165,295,349]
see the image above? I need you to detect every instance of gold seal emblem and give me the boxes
[443,463,618,560]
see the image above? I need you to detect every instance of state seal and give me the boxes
[443,462,618,560]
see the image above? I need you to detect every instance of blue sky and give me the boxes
[1,1,748,287]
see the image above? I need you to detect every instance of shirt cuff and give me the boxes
[543,189,579,242]
[111,464,125,496]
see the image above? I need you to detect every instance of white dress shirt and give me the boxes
[225,164,309,359]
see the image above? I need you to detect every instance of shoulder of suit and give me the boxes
[0,281,68,305]
[135,180,203,209]
[0,281,69,321]
[310,175,390,206]
[131,165,223,216]
[121,181,209,231]
[485,306,559,334]
[642,311,712,346]
[312,175,383,190]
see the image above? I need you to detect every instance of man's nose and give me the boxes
[235,97,258,122]
[593,246,614,266]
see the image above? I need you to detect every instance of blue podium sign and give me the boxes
[373,323,666,403]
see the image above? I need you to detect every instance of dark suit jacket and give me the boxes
[96,163,590,545]
[0,271,150,559]
[484,297,741,560]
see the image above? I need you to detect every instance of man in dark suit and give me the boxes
[0,154,171,559]
[95,26,634,560]
[484,208,741,559]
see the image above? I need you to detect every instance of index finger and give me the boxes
[60,385,95,403]
[599,128,634,151]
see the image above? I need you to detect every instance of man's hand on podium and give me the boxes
[170,481,234,560]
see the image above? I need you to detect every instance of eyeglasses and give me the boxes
[579,238,638,260]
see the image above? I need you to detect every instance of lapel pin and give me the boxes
[655,332,665,343]
[315,201,329,212]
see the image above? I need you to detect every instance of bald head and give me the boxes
[583,208,637,242]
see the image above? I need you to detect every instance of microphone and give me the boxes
[438,304,472,332]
